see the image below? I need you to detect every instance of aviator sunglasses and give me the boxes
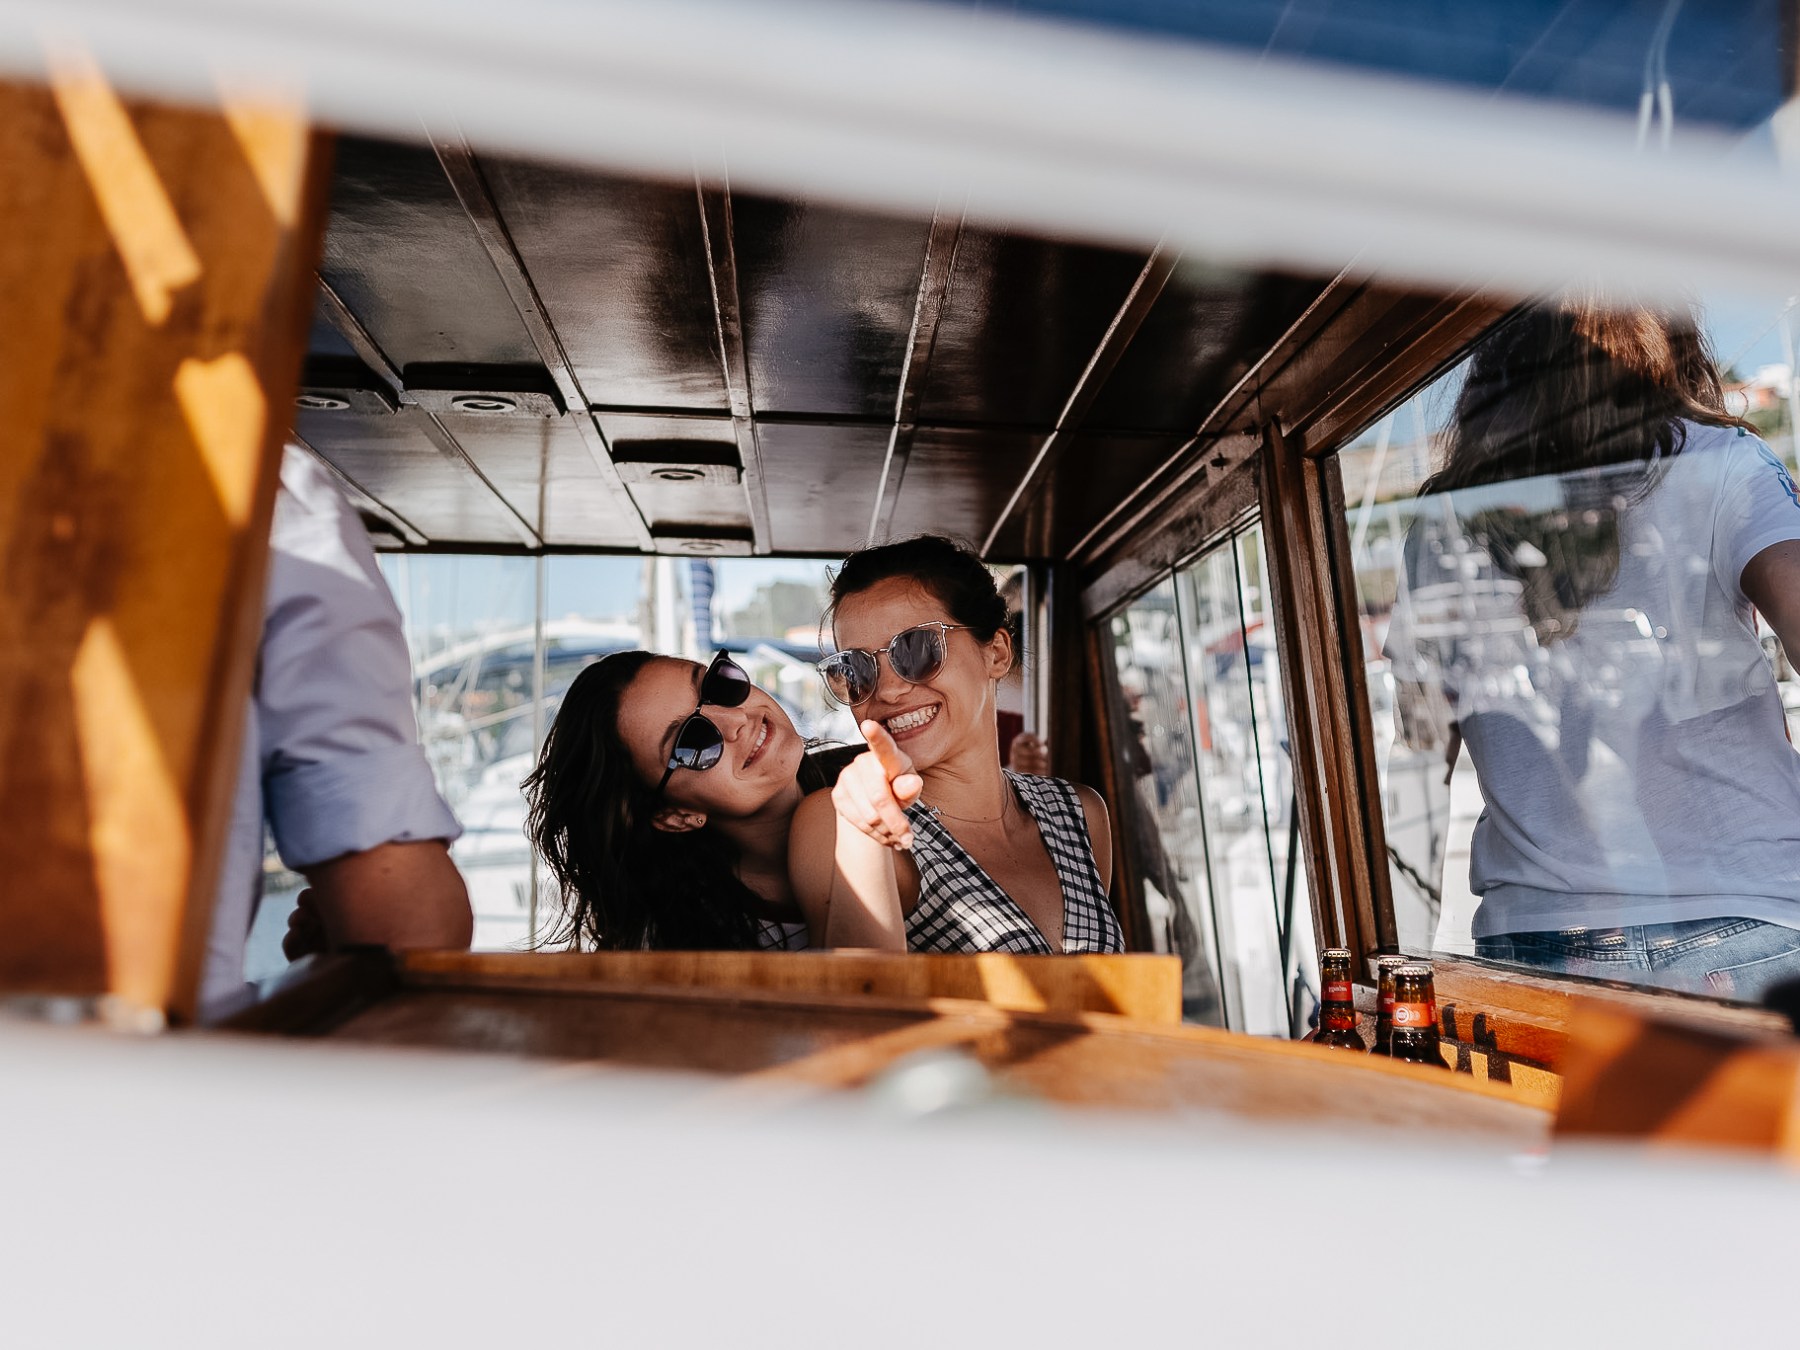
[655,650,754,795]
[816,621,970,708]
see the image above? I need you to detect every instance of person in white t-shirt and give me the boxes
[1389,295,1800,1000]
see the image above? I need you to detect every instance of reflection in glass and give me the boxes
[1346,294,1800,1003]
[1104,527,1316,1034]
[1105,579,1227,1025]
[1178,536,1286,1034]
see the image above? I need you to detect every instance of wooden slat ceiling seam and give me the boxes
[300,134,1360,560]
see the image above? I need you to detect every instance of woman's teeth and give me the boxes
[745,721,769,765]
[885,705,938,734]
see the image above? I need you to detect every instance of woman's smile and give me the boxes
[882,703,940,739]
[740,715,772,769]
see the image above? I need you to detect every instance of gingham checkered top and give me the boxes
[903,771,1124,954]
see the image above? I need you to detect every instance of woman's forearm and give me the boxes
[823,818,908,950]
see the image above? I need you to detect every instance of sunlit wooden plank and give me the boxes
[0,61,330,1021]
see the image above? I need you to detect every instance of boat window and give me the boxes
[1341,291,1800,1005]
[1103,521,1311,1032]
[247,552,848,964]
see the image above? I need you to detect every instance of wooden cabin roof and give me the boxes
[296,135,1337,561]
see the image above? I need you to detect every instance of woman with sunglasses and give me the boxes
[524,649,857,950]
[790,535,1123,954]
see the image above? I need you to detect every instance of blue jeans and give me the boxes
[1475,918,1800,1003]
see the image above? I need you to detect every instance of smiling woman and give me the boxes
[524,650,856,950]
[791,535,1122,953]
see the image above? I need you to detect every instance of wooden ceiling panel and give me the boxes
[441,415,645,549]
[300,138,1415,564]
[914,230,1149,427]
[757,420,892,555]
[1023,431,1190,557]
[732,195,930,419]
[883,425,1042,551]
[319,140,540,371]
[478,158,729,412]
[1085,269,1329,435]
[296,409,530,546]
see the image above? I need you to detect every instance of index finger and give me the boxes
[860,720,915,780]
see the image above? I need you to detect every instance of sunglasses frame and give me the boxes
[816,620,972,708]
[654,651,753,796]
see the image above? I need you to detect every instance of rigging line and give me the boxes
[1636,0,1683,152]
[1722,295,1800,375]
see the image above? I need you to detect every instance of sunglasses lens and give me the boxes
[889,625,947,683]
[820,651,878,706]
[701,654,752,708]
[669,714,725,770]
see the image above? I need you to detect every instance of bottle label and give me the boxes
[1324,978,1353,1005]
[1378,990,1395,1015]
[1391,1000,1435,1029]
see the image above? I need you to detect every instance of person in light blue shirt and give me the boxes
[200,446,470,1015]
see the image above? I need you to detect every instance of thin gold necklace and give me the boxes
[923,782,1014,826]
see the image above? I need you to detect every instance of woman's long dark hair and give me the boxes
[523,651,772,951]
[1421,294,1751,638]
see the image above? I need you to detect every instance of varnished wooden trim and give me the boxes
[289,430,429,547]
[1320,457,1392,952]
[209,949,399,1035]
[396,949,1183,1023]
[695,179,773,555]
[868,207,964,545]
[1260,425,1371,957]
[323,976,1546,1140]
[1081,619,1152,951]
[1432,954,1792,1054]
[314,272,403,397]
[982,245,1180,558]
[1079,451,1257,621]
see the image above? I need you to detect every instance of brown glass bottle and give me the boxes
[1389,964,1448,1069]
[1305,948,1365,1051]
[1368,955,1408,1057]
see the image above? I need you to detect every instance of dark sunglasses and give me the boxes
[817,621,970,708]
[655,651,754,795]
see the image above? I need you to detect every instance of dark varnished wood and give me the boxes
[320,137,539,371]
[210,949,399,1035]
[983,247,1179,557]
[432,139,654,551]
[295,407,540,546]
[1260,424,1371,957]
[869,207,964,545]
[695,180,773,554]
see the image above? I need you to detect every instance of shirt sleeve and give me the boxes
[257,446,462,870]
[1715,434,1800,601]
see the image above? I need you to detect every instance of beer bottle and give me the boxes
[1369,955,1408,1057]
[1389,963,1448,1069]
[1306,948,1365,1051]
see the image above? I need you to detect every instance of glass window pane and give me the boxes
[1103,578,1227,1026]
[1238,525,1315,1036]
[1343,293,1800,1005]
[1178,541,1287,1036]
[393,554,563,952]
